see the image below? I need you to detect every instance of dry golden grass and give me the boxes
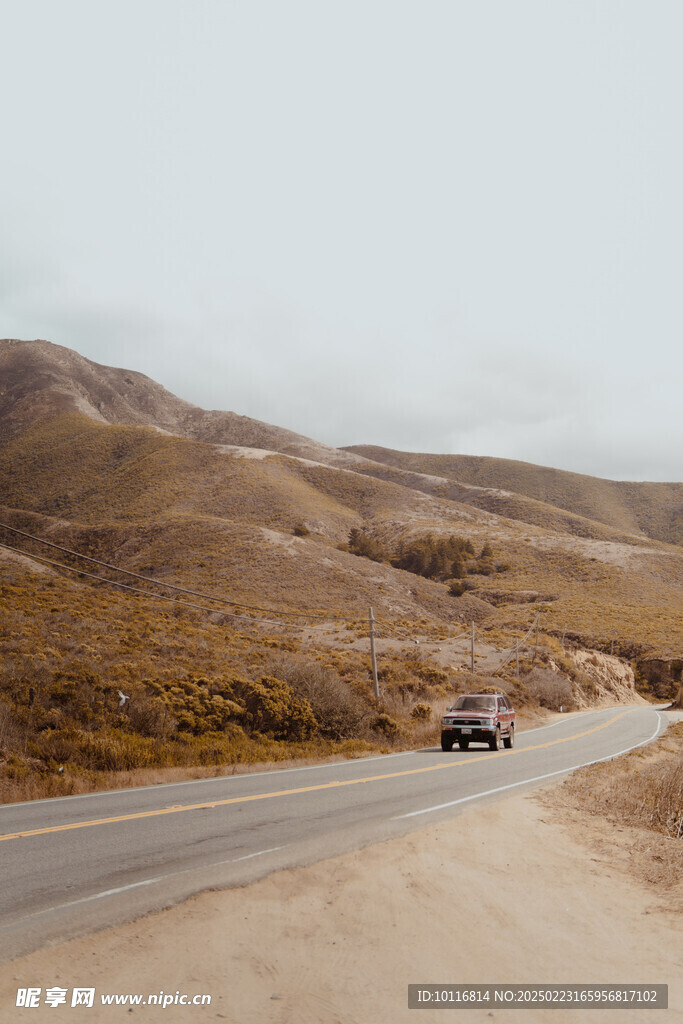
[559,721,683,839]
[0,351,681,802]
[548,721,683,899]
[347,445,683,546]
[0,556,474,802]
[1,409,680,659]
[537,720,683,912]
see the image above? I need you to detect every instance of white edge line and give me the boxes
[521,703,660,735]
[394,712,664,820]
[11,710,670,919]
[232,846,284,863]
[24,847,286,920]
[0,708,667,811]
[522,716,579,734]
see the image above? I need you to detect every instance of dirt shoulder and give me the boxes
[1,774,680,1023]
[538,709,683,909]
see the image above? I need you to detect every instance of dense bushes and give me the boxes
[523,667,575,710]
[0,662,319,771]
[392,534,474,580]
[372,713,400,741]
[36,727,162,772]
[266,655,372,740]
[347,529,505,584]
[347,528,387,563]
[124,675,317,741]
[230,676,317,740]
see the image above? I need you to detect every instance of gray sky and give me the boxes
[2,0,681,481]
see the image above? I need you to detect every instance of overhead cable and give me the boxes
[0,521,332,620]
[496,613,540,671]
[0,542,290,627]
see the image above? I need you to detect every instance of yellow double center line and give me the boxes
[0,711,631,843]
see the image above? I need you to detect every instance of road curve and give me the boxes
[0,705,664,961]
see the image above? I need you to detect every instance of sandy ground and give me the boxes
[1,786,681,1024]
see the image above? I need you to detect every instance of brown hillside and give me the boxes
[6,339,677,548]
[0,338,313,452]
[0,338,681,801]
[0,338,680,661]
[346,446,683,547]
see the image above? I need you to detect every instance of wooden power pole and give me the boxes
[532,612,540,666]
[369,607,380,700]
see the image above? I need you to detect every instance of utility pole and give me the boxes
[369,607,380,700]
[470,621,475,673]
[532,612,540,666]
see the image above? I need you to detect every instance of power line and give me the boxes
[413,629,473,647]
[375,617,471,647]
[304,619,367,634]
[3,537,548,683]
[495,613,540,672]
[0,521,332,621]
[0,541,291,627]
[1,523,545,666]
[375,618,421,643]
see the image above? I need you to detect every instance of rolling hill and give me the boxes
[0,338,681,645]
[345,447,683,547]
[0,338,681,799]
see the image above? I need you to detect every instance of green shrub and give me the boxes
[450,555,466,578]
[476,560,496,576]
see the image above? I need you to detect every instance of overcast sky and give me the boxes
[2,1,681,481]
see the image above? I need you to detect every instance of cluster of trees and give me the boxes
[393,534,476,580]
[347,529,501,582]
[347,528,388,564]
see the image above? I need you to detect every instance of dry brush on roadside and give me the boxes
[547,721,683,898]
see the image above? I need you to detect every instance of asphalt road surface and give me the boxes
[0,705,664,961]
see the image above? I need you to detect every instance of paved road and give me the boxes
[0,705,665,961]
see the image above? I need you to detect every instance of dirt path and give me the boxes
[1,788,680,1023]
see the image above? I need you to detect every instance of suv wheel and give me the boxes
[503,725,514,749]
[489,726,501,751]
[441,736,453,752]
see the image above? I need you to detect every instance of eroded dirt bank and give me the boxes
[1,787,680,1024]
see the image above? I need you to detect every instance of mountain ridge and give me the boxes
[0,338,680,807]
[2,339,680,548]
[0,338,681,661]
[346,445,682,547]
